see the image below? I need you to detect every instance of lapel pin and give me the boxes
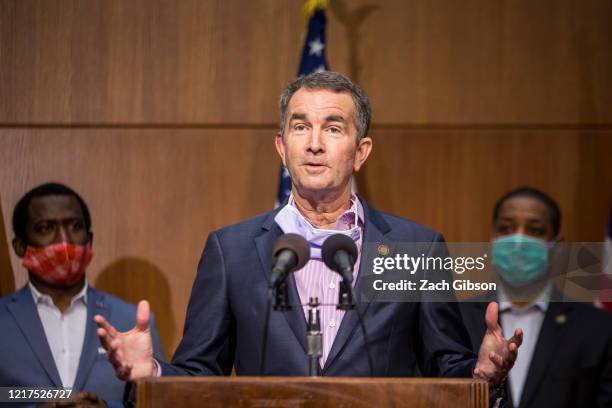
[96,301,106,309]
[555,314,567,325]
[377,244,390,256]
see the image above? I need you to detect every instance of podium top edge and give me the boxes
[138,376,486,385]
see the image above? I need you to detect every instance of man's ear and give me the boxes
[353,136,373,172]
[275,132,287,167]
[12,237,26,258]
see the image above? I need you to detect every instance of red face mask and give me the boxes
[23,242,93,288]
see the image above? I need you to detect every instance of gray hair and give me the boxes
[279,71,372,142]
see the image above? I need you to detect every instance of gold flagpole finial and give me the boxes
[303,0,329,23]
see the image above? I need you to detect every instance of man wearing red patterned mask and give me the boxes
[12,184,94,309]
[0,182,165,408]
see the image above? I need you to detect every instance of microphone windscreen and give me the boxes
[272,233,311,272]
[321,234,358,270]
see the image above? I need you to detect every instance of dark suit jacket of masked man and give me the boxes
[460,291,612,408]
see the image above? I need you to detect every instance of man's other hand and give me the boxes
[474,302,523,385]
[94,300,156,381]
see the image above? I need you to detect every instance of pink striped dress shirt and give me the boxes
[291,196,364,367]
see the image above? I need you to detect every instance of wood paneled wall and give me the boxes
[0,198,15,296]
[362,130,612,242]
[1,0,610,355]
[2,0,611,125]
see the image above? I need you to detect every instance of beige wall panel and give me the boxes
[343,0,612,125]
[1,0,611,125]
[362,130,612,242]
[0,129,280,355]
[0,0,303,125]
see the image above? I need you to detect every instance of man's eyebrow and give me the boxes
[325,115,347,123]
[525,218,546,225]
[290,113,307,121]
[32,216,82,224]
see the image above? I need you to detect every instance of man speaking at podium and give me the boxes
[96,72,521,391]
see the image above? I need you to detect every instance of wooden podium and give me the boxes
[136,377,488,407]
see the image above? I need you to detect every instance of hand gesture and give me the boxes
[474,302,523,385]
[94,300,156,381]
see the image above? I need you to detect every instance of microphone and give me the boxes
[321,233,374,376]
[261,233,309,375]
[269,233,310,288]
[322,234,358,283]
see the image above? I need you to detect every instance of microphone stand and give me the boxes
[306,297,322,376]
[273,280,291,311]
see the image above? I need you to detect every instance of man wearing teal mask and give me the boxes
[460,187,612,408]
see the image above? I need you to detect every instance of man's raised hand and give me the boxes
[474,302,523,385]
[94,300,156,381]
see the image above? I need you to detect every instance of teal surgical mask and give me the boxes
[492,234,549,288]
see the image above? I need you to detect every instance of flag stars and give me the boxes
[308,38,325,57]
[314,64,326,73]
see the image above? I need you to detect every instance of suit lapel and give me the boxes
[255,210,308,354]
[323,199,392,373]
[73,287,111,390]
[517,301,573,408]
[7,286,63,387]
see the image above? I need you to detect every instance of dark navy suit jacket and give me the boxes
[160,197,477,377]
[0,285,165,407]
[460,292,612,408]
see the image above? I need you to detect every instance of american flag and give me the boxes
[275,2,329,207]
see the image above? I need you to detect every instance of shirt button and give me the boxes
[329,282,336,289]
[329,320,336,328]
[62,348,66,353]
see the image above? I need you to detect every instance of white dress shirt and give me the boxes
[498,283,552,406]
[29,281,88,388]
